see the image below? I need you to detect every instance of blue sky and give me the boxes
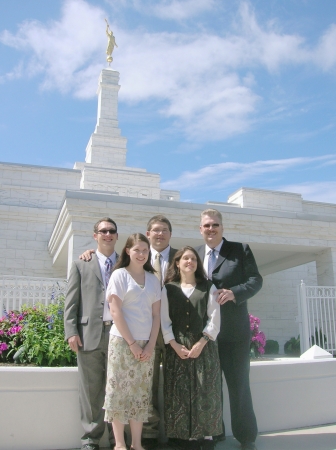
[1,0,336,204]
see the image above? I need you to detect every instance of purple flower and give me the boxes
[0,342,8,354]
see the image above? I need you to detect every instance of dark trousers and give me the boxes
[77,325,114,446]
[217,339,258,444]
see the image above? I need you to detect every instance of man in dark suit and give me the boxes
[64,217,118,450]
[196,209,263,450]
[143,215,177,449]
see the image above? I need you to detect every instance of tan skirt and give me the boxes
[103,335,154,424]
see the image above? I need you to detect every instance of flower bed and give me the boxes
[0,298,76,366]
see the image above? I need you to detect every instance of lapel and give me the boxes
[197,245,206,261]
[89,253,103,284]
[216,238,231,270]
[168,247,177,263]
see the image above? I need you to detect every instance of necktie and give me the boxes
[208,249,217,279]
[154,253,162,286]
[105,257,113,287]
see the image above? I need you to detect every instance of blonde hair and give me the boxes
[200,209,222,224]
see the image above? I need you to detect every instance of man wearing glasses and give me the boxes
[64,217,118,450]
[196,209,263,450]
[143,215,177,449]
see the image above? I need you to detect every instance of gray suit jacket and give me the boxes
[64,254,112,352]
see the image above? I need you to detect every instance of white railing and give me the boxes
[297,281,336,355]
[0,275,68,317]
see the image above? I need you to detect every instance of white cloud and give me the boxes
[280,182,336,204]
[0,0,106,96]
[1,0,336,141]
[161,155,336,193]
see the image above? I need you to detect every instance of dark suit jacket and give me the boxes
[168,247,178,263]
[64,254,116,352]
[196,238,262,342]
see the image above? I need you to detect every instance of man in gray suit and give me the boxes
[64,217,118,450]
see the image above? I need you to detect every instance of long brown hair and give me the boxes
[113,233,155,273]
[165,246,207,284]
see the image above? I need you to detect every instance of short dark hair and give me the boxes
[146,215,172,232]
[93,217,117,233]
[165,246,207,284]
[113,233,155,273]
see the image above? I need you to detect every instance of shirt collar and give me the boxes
[96,250,116,265]
[151,245,170,260]
[205,241,223,255]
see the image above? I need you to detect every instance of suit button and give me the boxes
[186,300,189,303]
[186,312,189,315]
[101,301,104,305]
[186,325,189,328]
[99,315,103,319]
[102,287,105,291]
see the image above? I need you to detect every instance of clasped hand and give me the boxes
[175,341,205,359]
[130,342,153,361]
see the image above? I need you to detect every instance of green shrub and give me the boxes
[264,339,279,354]
[284,335,301,356]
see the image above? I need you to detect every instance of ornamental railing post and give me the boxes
[298,280,310,354]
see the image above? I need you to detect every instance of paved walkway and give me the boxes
[93,423,336,450]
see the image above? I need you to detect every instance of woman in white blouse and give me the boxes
[103,233,161,450]
[161,246,223,450]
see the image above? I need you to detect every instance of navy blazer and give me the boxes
[196,238,262,342]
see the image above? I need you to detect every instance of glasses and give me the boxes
[151,229,170,235]
[97,229,117,235]
[202,223,221,229]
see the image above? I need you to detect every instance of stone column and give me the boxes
[84,68,127,168]
[316,248,336,286]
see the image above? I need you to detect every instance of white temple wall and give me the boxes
[249,262,317,352]
[0,163,81,278]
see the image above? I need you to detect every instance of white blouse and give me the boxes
[107,268,161,340]
[160,283,221,344]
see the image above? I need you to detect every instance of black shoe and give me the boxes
[213,433,225,443]
[82,444,100,450]
[142,438,159,450]
[241,443,257,450]
[167,438,185,450]
[201,440,215,450]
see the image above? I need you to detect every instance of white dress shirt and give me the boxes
[96,250,117,321]
[204,242,223,277]
[161,283,220,344]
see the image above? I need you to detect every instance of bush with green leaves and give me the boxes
[0,297,77,367]
[264,339,279,355]
[284,335,301,356]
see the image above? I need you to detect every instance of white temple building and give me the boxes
[1,67,336,352]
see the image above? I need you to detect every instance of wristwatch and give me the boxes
[202,334,210,342]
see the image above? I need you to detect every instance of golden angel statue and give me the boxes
[105,19,118,65]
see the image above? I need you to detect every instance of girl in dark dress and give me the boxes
[161,246,223,450]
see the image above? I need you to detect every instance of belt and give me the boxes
[103,320,113,326]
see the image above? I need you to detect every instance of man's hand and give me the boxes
[68,335,82,353]
[214,289,236,305]
[79,249,95,261]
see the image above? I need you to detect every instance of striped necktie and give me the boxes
[208,249,217,279]
[105,257,113,287]
[154,253,162,286]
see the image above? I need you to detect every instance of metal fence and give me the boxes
[297,281,336,355]
[0,275,68,317]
